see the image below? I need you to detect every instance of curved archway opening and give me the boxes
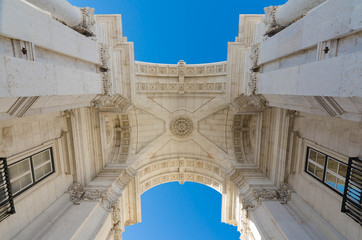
[122,182,240,240]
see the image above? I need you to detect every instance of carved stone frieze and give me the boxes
[253,188,278,203]
[68,183,84,205]
[102,71,112,96]
[135,61,227,77]
[73,7,96,37]
[83,190,106,201]
[170,115,193,138]
[136,82,226,94]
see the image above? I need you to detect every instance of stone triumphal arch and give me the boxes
[0,0,361,240]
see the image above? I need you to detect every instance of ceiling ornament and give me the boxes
[170,115,193,138]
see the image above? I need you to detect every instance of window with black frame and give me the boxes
[305,147,347,195]
[8,148,55,197]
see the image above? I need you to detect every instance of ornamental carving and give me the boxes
[68,183,84,205]
[73,7,96,37]
[83,190,106,201]
[277,182,293,204]
[170,116,193,138]
[263,6,284,37]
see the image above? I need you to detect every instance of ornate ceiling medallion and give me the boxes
[170,115,193,138]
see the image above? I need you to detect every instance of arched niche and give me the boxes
[233,113,261,165]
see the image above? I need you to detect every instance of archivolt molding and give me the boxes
[100,169,135,211]
[137,158,226,194]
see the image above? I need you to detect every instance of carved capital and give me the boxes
[73,7,96,37]
[277,182,293,204]
[68,183,84,205]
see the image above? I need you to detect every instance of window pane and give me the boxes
[337,179,345,193]
[19,173,32,189]
[10,179,20,194]
[326,172,336,188]
[327,158,338,173]
[315,167,324,180]
[8,165,18,179]
[35,167,44,181]
[338,164,347,177]
[307,162,315,174]
[33,150,50,168]
[44,162,52,175]
[316,153,326,166]
[309,149,317,161]
[18,159,31,175]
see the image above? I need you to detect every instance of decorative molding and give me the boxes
[239,207,250,240]
[111,201,123,240]
[170,115,194,138]
[134,61,227,77]
[91,94,131,112]
[7,97,39,117]
[139,158,224,194]
[11,39,35,60]
[233,95,267,113]
[99,43,111,71]
[83,189,106,201]
[253,188,278,203]
[68,183,84,205]
[73,7,96,37]
[314,96,345,117]
[136,82,226,94]
[100,170,134,211]
[263,6,284,37]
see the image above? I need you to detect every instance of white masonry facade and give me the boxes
[0,0,361,239]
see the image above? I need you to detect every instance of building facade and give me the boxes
[0,0,361,239]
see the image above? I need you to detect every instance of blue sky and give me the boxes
[68,0,287,64]
[66,1,288,239]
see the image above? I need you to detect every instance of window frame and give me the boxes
[305,146,348,196]
[8,147,55,198]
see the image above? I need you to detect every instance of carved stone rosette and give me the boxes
[170,115,193,138]
[73,7,96,37]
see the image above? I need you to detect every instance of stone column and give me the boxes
[26,0,95,36]
[264,0,326,36]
